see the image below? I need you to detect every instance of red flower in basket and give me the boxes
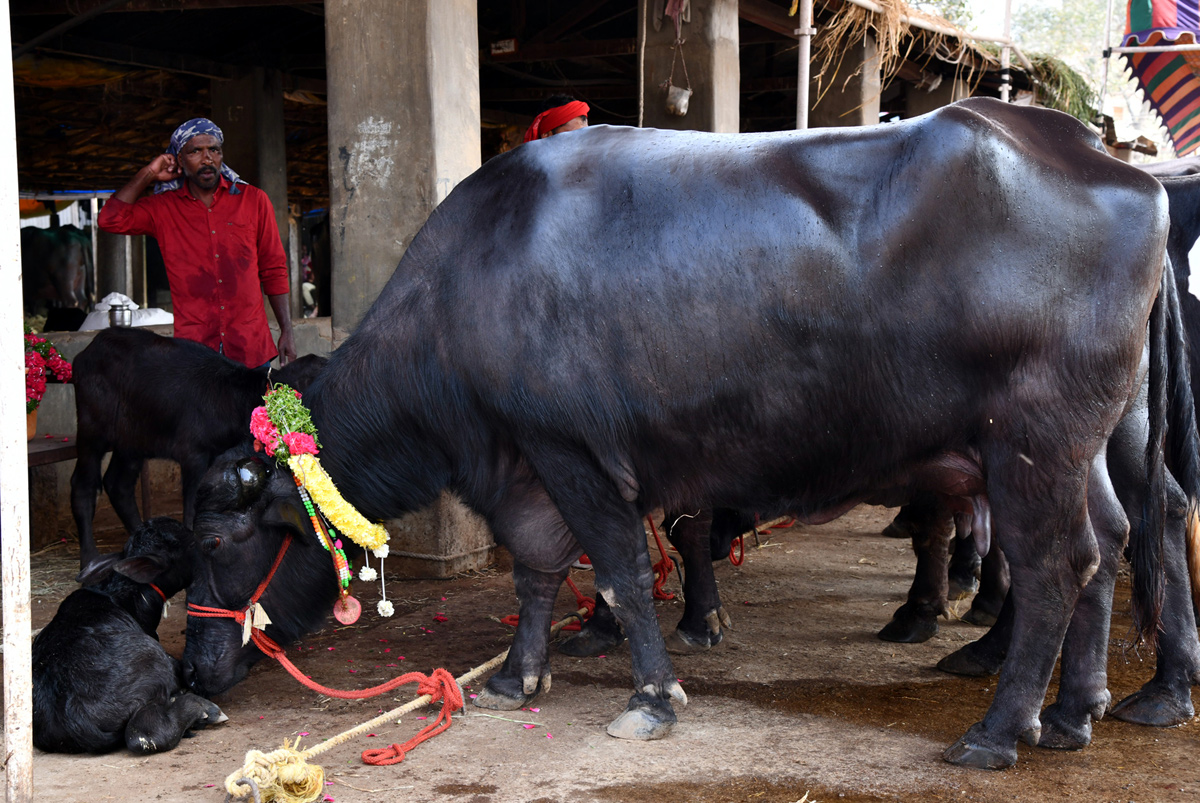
[25,332,71,414]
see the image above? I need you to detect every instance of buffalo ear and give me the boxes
[76,551,122,585]
[112,554,167,585]
[263,493,316,542]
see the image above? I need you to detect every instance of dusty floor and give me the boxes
[9,505,1200,803]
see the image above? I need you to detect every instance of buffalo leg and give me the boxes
[1038,449,1127,749]
[103,451,145,536]
[938,592,1012,677]
[942,459,1094,770]
[963,547,1009,627]
[124,692,226,754]
[663,509,730,653]
[558,592,625,657]
[69,443,107,569]
[879,494,953,644]
[947,519,982,600]
[475,561,568,710]
[527,443,684,741]
[474,466,577,710]
[1110,487,1200,724]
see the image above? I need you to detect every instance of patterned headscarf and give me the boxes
[154,118,247,195]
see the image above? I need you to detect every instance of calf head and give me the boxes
[78,517,197,591]
[183,446,339,698]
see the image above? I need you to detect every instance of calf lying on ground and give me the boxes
[70,327,327,569]
[33,517,226,754]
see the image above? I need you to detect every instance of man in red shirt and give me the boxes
[98,118,296,367]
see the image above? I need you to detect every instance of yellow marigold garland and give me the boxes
[288,453,389,551]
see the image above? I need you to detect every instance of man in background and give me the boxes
[98,118,295,367]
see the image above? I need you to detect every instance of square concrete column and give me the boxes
[639,0,739,132]
[325,0,481,334]
[211,67,294,318]
[325,0,490,577]
[809,32,882,128]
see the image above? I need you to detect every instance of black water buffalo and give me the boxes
[182,98,1186,770]
[33,517,225,754]
[70,327,326,569]
[21,224,92,317]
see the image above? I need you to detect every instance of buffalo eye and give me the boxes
[200,536,222,553]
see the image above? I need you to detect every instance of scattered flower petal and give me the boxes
[299,732,310,737]
[523,724,535,729]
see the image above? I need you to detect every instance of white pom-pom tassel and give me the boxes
[373,544,389,559]
[377,600,394,617]
[358,566,377,582]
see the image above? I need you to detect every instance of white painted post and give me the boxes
[0,0,34,797]
[1000,0,1012,102]
[796,0,815,129]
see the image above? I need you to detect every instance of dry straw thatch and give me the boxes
[810,0,991,108]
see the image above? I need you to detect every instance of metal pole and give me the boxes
[1000,0,1012,102]
[1101,0,1116,115]
[795,0,814,130]
[0,0,34,795]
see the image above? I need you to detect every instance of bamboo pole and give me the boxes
[0,0,34,797]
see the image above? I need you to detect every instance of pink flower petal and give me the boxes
[299,731,310,736]
[523,724,535,729]
[417,716,427,720]
[469,694,478,699]
[530,707,540,713]
[546,733,553,739]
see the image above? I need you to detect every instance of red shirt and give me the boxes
[98,179,289,367]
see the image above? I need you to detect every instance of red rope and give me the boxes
[645,515,676,600]
[360,667,463,765]
[729,533,745,565]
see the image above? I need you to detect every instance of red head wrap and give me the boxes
[523,100,590,143]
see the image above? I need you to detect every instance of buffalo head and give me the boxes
[182,445,343,698]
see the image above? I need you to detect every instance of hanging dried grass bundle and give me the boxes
[811,0,990,112]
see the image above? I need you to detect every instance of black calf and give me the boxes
[70,327,326,569]
[32,517,225,754]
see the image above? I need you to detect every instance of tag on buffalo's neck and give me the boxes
[241,602,273,646]
[333,595,361,625]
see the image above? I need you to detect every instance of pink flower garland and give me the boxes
[250,406,281,455]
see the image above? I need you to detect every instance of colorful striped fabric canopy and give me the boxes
[1123,0,1200,155]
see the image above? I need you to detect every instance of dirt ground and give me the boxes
[9,505,1200,803]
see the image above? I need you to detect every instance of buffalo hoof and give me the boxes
[666,627,719,654]
[961,606,999,627]
[878,605,938,644]
[1111,682,1195,727]
[947,573,980,601]
[666,608,729,654]
[881,520,918,539]
[937,642,1003,678]
[557,628,626,658]
[942,723,1020,770]
[473,685,535,711]
[1038,697,1106,750]
[606,693,678,741]
[473,670,547,711]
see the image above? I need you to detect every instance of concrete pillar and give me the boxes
[906,74,969,119]
[325,0,481,335]
[809,32,882,128]
[94,229,145,308]
[211,67,294,318]
[324,0,490,577]
[639,0,739,132]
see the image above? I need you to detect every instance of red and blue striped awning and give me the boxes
[1123,0,1200,155]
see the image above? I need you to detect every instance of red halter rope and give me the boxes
[185,532,466,765]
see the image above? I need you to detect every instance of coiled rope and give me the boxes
[222,607,589,803]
